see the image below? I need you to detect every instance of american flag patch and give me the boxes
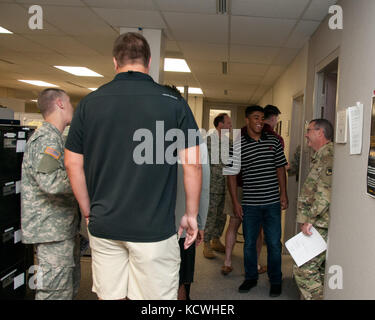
[44,147,61,160]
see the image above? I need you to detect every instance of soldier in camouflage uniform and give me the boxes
[21,88,80,300]
[203,113,232,259]
[293,119,334,300]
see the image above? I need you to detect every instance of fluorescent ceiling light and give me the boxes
[54,66,103,77]
[88,88,97,91]
[164,58,191,72]
[0,26,13,34]
[177,87,203,95]
[31,99,38,102]
[19,80,58,87]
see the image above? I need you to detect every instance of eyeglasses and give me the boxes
[306,128,320,133]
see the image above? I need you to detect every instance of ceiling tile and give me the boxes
[85,0,156,10]
[189,60,222,75]
[15,0,85,6]
[41,6,116,35]
[0,34,55,53]
[230,45,280,64]
[231,0,310,19]
[231,16,297,46]
[285,20,320,48]
[272,47,299,65]
[303,0,338,21]
[91,8,166,29]
[22,35,101,56]
[179,42,228,61]
[155,0,216,14]
[261,65,286,85]
[229,63,269,77]
[163,12,228,44]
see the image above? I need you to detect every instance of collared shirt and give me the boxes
[66,71,200,242]
[21,121,79,243]
[226,131,287,205]
[296,142,334,229]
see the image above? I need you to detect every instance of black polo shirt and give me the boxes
[226,131,287,206]
[65,71,199,242]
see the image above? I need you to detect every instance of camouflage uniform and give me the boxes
[293,142,334,300]
[21,121,80,300]
[204,131,229,242]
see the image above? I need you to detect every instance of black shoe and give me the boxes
[238,280,257,293]
[269,284,282,297]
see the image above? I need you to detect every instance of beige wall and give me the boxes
[187,95,204,128]
[258,0,375,299]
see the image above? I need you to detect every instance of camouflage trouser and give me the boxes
[204,193,226,242]
[293,227,328,300]
[35,235,80,300]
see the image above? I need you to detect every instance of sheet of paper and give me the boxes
[16,139,26,153]
[14,229,22,244]
[13,273,24,290]
[285,227,327,267]
[336,109,347,143]
[15,180,21,194]
[348,102,364,155]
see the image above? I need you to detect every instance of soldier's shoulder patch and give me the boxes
[326,167,333,176]
[44,146,61,160]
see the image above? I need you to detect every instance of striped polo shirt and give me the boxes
[226,131,287,206]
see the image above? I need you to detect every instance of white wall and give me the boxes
[258,0,375,299]
[187,95,204,128]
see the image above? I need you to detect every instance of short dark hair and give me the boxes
[112,32,151,68]
[245,105,264,118]
[37,88,67,117]
[264,105,281,119]
[214,113,228,128]
[310,119,334,141]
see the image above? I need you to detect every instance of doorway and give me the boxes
[283,94,305,247]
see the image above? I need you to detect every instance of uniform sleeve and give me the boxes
[296,156,332,224]
[33,143,73,195]
[65,102,84,154]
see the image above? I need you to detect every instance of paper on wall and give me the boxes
[285,227,327,267]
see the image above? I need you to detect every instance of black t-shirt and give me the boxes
[65,71,200,242]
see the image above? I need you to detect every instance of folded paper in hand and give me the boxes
[285,227,327,267]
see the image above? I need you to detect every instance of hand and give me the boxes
[233,201,243,220]
[280,194,288,210]
[178,214,198,249]
[85,217,89,226]
[301,223,313,236]
[196,230,204,247]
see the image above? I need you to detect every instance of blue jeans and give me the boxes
[242,202,282,284]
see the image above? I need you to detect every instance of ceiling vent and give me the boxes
[216,0,227,14]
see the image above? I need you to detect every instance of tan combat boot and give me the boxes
[203,242,216,259]
[211,238,225,253]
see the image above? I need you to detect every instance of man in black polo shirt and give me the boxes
[226,105,288,297]
[64,32,202,300]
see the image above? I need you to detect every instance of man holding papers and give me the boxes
[293,119,334,300]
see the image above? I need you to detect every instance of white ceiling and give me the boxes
[0,0,337,104]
